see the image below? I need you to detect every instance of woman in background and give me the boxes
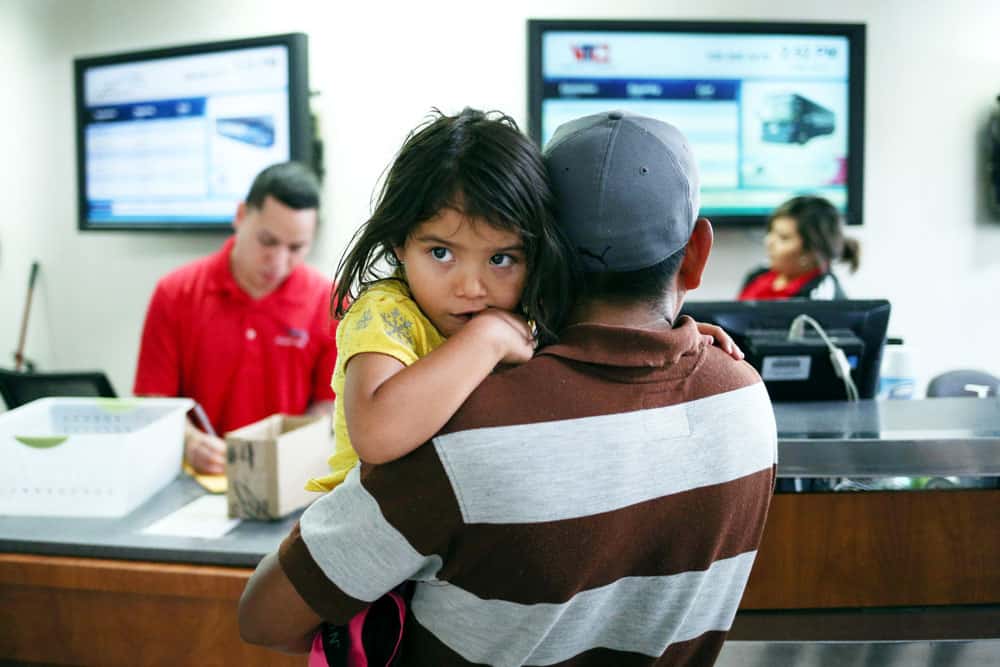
[739,195,860,300]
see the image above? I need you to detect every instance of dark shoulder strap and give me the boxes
[800,272,846,300]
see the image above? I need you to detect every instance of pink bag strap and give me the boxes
[309,632,329,667]
[308,590,408,667]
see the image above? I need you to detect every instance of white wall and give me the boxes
[3,0,1000,399]
[0,1,58,375]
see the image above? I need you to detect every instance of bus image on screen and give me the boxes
[762,93,835,145]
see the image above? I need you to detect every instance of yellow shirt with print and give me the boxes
[306,278,446,492]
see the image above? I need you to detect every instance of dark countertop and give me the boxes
[774,397,1000,476]
[775,396,1000,440]
[0,475,298,567]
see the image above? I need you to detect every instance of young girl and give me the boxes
[305,107,578,493]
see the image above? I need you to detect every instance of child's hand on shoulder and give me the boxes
[466,308,537,365]
[694,321,744,361]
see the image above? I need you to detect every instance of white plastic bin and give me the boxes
[0,397,192,517]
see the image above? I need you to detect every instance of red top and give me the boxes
[738,268,822,301]
[134,237,338,435]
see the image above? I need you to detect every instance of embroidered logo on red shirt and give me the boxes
[275,327,310,348]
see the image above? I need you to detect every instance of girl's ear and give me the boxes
[392,246,404,265]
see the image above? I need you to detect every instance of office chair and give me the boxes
[0,368,117,410]
[925,369,999,489]
[926,369,999,398]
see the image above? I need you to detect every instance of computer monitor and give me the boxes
[74,33,313,231]
[679,299,890,401]
[0,370,117,410]
[527,20,866,226]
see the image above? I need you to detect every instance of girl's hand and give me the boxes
[694,321,744,361]
[468,308,537,365]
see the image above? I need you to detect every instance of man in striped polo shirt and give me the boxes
[240,111,777,666]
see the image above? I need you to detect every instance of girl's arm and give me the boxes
[344,308,533,464]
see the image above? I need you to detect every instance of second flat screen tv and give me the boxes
[74,33,312,231]
[528,20,866,225]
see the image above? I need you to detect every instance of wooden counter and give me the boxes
[742,488,1000,609]
[0,553,297,666]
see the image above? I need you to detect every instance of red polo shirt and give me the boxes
[134,237,338,435]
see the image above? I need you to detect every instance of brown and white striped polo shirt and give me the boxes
[279,317,777,666]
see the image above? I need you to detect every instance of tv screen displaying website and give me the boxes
[529,21,865,225]
[75,33,310,231]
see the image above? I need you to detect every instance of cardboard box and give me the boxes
[225,413,333,520]
[0,397,191,517]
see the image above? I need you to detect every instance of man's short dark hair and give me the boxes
[580,244,687,303]
[245,161,321,211]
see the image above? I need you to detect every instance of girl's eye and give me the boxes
[430,247,452,261]
[490,253,514,267]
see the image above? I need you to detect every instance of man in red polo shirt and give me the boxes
[134,162,338,474]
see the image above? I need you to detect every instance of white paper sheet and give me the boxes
[141,494,241,539]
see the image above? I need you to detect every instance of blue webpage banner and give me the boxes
[542,79,740,101]
[86,98,207,124]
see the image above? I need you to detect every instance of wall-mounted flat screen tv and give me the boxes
[528,20,866,225]
[74,33,311,231]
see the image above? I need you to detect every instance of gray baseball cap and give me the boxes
[543,110,700,272]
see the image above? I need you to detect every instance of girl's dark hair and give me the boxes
[331,108,579,343]
[770,195,861,273]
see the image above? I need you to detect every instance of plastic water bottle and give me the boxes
[878,337,916,400]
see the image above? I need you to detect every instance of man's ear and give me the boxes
[233,202,248,232]
[678,218,713,291]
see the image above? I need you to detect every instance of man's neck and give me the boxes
[567,296,680,330]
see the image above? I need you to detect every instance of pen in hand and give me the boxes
[186,403,226,474]
[190,402,217,437]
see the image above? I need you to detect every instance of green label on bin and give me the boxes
[15,436,68,449]
[94,398,139,414]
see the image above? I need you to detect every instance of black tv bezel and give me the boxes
[527,19,867,226]
[74,32,312,232]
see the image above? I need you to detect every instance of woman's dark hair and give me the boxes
[770,195,860,273]
[331,108,579,343]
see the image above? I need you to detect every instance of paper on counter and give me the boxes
[181,460,228,494]
[141,494,241,539]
